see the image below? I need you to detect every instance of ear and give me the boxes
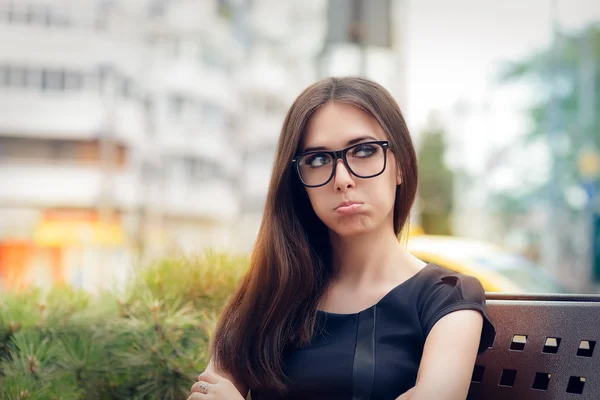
[396,169,402,186]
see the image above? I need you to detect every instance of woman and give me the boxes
[189,77,496,400]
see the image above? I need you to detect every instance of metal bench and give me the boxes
[469,293,600,399]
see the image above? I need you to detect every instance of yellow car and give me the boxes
[406,234,568,293]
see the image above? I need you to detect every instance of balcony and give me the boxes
[160,179,239,221]
[0,19,143,70]
[0,163,140,210]
[0,90,146,146]
[0,91,103,139]
[242,114,283,148]
[148,61,240,113]
[158,130,229,163]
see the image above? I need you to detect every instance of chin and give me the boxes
[330,218,375,237]
[336,228,370,238]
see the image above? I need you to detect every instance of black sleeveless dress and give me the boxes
[251,263,496,400]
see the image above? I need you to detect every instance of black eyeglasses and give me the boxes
[291,141,390,188]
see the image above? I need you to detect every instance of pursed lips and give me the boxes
[334,201,363,213]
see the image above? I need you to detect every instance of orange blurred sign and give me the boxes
[33,209,126,247]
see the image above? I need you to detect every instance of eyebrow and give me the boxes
[302,135,379,153]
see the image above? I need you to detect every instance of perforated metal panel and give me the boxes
[468,294,600,400]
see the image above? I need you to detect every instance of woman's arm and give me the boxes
[398,309,484,400]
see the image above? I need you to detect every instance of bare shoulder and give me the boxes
[403,254,429,278]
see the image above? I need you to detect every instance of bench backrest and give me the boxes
[469,293,600,399]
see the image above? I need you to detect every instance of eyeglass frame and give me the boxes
[291,140,391,188]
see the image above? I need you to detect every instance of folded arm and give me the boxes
[397,309,484,400]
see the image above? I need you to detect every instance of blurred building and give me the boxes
[235,0,327,251]
[0,0,412,291]
[235,0,412,250]
[318,0,408,111]
[0,0,242,291]
[141,0,243,256]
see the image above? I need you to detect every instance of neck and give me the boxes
[328,225,415,286]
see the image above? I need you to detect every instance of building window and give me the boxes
[143,96,156,137]
[198,159,223,181]
[8,67,27,88]
[48,9,70,27]
[175,157,224,181]
[0,137,127,167]
[96,65,112,94]
[0,65,94,92]
[143,96,154,114]
[200,46,230,72]
[170,95,199,125]
[170,95,185,120]
[183,157,196,179]
[26,69,39,87]
[120,77,133,99]
[0,66,9,86]
[147,0,166,18]
[42,69,65,91]
[30,5,49,25]
[0,2,72,28]
[65,71,83,91]
[0,66,38,88]
[6,3,27,24]
[159,38,180,58]
[201,102,227,131]
[0,64,107,93]
[167,157,224,182]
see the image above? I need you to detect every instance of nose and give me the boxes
[333,159,355,192]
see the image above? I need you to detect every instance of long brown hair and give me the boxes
[211,77,418,393]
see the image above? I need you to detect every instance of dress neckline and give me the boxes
[316,262,434,317]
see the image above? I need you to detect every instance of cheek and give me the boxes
[389,155,401,185]
[367,178,397,211]
[305,189,329,219]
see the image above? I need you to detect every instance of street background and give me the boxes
[0,0,599,294]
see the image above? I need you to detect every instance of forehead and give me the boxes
[302,102,387,150]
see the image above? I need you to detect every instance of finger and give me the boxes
[198,370,221,384]
[190,381,211,393]
[187,394,204,400]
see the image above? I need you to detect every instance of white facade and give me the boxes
[0,0,244,291]
[0,0,411,283]
[140,0,243,255]
[0,0,145,220]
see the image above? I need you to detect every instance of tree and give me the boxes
[417,116,455,235]
[498,23,600,208]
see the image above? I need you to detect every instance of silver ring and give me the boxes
[199,382,208,394]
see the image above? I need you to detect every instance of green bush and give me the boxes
[0,251,249,400]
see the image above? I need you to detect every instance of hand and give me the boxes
[188,369,245,400]
[396,386,415,400]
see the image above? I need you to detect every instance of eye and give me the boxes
[302,153,331,168]
[351,144,378,158]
